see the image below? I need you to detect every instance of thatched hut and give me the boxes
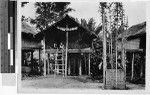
[35,15,97,76]
[118,22,146,82]
[22,21,42,75]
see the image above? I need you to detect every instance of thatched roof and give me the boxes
[118,22,146,39]
[35,15,97,48]
[22,21,37,35]
[22,21,41,49]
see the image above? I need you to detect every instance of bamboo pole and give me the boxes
[65,31,68,76]
[103,13,107,89]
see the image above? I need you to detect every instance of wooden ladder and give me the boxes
[54,48,65,77]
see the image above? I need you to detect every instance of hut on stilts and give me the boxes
[22,21,42,76]
[118,21,146,83]
[35,15,97,77]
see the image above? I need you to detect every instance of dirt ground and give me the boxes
[21,75,145,90]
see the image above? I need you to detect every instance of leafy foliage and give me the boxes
[30,2,74,31]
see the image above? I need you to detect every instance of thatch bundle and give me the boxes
[118,22,146,39]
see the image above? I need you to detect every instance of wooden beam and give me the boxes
[65,31,68,76]
[45,48,93,53]
[118,49,143,52]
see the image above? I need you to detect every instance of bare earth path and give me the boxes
[21,75,145,90]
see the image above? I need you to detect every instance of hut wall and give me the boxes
[22,40,41,49]
[118,39,140,50]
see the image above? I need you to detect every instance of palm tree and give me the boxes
[30,2,74,31]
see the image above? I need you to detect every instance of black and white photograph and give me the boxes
[19,0,147,92]
[0,0,150,94]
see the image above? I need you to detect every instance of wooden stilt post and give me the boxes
[39,49,41,65]
[140,54,143,78]
[79,59,82,76]
[88,53,91,75]
[68,59,71,75]
[102,13,107,89]
[47,53,50,74]
[65,31,68,76]
[43,37,46,76]
[73,59,75,75]
[31,51,33,67]
[140,60,143,78]
[131,53,135,80]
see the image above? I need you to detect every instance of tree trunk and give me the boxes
[103,13,107,88]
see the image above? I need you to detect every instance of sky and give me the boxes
[21,1,146,27]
